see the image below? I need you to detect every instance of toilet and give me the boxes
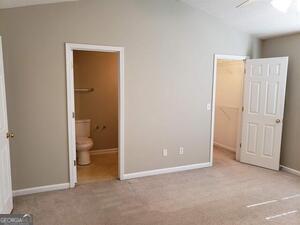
[75,119,94,165]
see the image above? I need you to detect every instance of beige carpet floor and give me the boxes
[77,152,118,184]
[13,148,300,225]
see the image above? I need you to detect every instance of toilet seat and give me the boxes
[76,137,93,152]
[76,137,93,145]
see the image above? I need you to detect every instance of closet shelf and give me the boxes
[75,88,94,92]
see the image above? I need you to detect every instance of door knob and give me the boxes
[6,132,15,139]
[276,119,281,124]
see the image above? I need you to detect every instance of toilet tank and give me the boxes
[75,119,91,137]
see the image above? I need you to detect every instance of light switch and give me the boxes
[207,103,211,111]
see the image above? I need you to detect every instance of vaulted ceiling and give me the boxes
[1,0,300,39]
[181,0,300,38]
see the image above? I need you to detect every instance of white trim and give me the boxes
[210,54,249,165]
[13,183,70,197]
[214,142,236,152]
[123,162,211,180]
[65,44,76,188]
[213,54,248,61]
[119,47,125,180]
[65,43,125,187]
[90,148,118,155]
[280,165,300,176]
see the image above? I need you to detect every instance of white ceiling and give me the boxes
[0,0,77,9]
[1,0,300,38]
[182,0,300,39]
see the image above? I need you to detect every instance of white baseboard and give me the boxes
[13,183,70,197]
[280,165,300,177]
[90,148,118,155]
[123,162,211,180]
[214,142,236,152]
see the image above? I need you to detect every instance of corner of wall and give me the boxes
[250,36,262,59]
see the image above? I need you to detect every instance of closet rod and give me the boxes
[75,88,94,92]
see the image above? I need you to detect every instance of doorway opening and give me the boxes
[211,55,289,170]
[66,44,125,187]
[210,55,248,165]
[74,50,119,184]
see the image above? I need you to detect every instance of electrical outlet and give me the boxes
[163,149,168,157]
[179,147,184,155]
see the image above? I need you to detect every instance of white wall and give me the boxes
[214,60,244,152]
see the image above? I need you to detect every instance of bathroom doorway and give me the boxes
[66,44,125,187]
[210,55,247,164]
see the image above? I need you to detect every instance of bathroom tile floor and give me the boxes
[77,152,118,184]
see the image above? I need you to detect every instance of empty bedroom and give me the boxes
[0,0,299,224]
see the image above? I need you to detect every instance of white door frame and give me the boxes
[210,54,249,165]
[65,43,125,187]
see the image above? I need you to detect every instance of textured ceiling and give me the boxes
[181,0,300,38]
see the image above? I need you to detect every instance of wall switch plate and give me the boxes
[179,147,184,155]
[207,103,211,111]
[163,149,168,157]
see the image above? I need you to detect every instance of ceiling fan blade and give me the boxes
[236,0,255,8]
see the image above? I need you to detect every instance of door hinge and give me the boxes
[72,112,75,118]
[240,143,242,148]
[6,132,15,139]
[74,160,77,166]
[242,106,244,112]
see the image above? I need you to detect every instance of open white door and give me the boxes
[0,37,13,214]
[240,57,288,170]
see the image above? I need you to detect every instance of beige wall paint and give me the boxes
[262,33,300,171]
[214,60,244,151]
[74,51,118,150]
[0,0,260,190]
